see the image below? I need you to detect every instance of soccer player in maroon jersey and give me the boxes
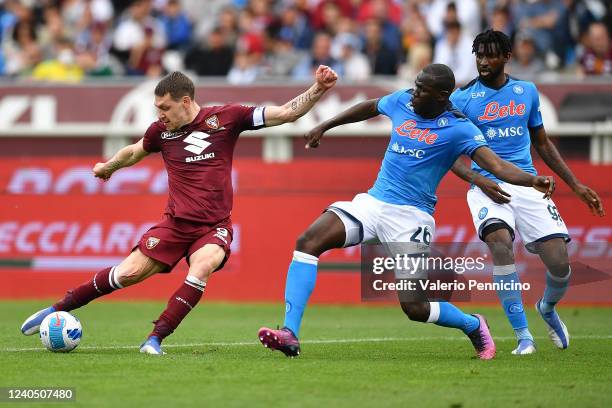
[20,66,338,355]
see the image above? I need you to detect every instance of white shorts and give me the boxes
[327,193,436,249]
[467,183,570,251]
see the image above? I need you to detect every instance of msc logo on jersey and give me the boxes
[486,126,525,139]
[437,118,449,127]
[390,142,425,158]
[183,131,211,154]
[395,120,438,144]
[478,101,526,121]
[512,85,524,95]
[478,207,488,220]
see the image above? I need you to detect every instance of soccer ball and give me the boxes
[39,311,82,352]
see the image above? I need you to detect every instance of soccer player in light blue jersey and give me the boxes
[450,30,605,355]
[258,63,556,360]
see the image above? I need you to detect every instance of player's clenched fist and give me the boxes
[304,125,325,149]
[93,162,112,181]
[315,65,338,90]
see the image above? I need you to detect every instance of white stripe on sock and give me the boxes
[185,275,206,291]
[108,266,120,290]
[293,250,319,265]
[547,268,571,282]
[426,302,440,323]
[111,266,123,289]
[493,264,517,276]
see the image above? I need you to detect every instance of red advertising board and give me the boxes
[1,158,610,303]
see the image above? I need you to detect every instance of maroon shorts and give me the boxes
[135,215,233,273]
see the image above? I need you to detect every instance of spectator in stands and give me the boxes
[277,4,313,50]
[31,36,84,82]
[333,32,371,82]
[159,0,192,51]
[75,22,116,76]
[515,0,570,68]
[508,30,545,78]
[112,0,166,67]
[363,19,398,75]
[433,20,476,85]
[424,0,481,40]
[184,27,234,76]
[579,21,612,76]
[127,26,164,77]
[292,31,342,80]
[357,0,402,54]
[489,5,515,38]
[227,50,260,84]
[262,24,304,77]
[2,19,41,76]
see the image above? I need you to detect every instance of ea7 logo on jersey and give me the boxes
[183,131,211,154]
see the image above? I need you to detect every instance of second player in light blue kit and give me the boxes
[451,30,605,355]
[258,63,555,360]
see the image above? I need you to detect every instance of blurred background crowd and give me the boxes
[0,0,611,84]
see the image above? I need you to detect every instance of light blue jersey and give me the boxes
[369,89,488,215]
[450,76,544,182]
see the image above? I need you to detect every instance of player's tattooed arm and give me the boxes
[304,99,380,149]
[93,138,149,181]
[451,157,511,204]
[530,127,605,216]
[264,65,338,127]
[471,146,555,198]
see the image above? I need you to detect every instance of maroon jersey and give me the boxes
[143,104,265,223]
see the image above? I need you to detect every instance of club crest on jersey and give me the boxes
[478,100,526,121]
[146,237,160,249]
[205,115,220,129]
[512,85,524,95]
[437,118,448,127]
[478,207,488,220]
[395,120,438,144]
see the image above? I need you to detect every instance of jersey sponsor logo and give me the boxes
[478,207,488,220]
[477,100,526,121]
[161,131,188,140]
[145,237,160,250]
[486,126,525,139]
[205,115,220,129]
[394,120,438,144]
[471,91,486,98]
[185,152,215,163]
[390,142,425,158]
[390,142,426,157]
[183,131,211,154]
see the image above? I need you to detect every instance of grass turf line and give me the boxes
[1,301,611,408]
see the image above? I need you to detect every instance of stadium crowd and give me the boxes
[0,0,611,84]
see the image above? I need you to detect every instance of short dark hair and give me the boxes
[154,71,195,101]
[472,29,512,56]
[423,63,455,94]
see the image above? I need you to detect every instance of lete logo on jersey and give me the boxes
[478,100,526,121]
[394,120,438,144]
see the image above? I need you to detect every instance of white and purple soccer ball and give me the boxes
[39,311,82,352]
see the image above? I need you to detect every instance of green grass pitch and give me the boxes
[1,301,611,407]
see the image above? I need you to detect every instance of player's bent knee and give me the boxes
[295,229,325,256]
[400,302,429,322]
[483,229,514,262]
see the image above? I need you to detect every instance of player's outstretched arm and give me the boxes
[451,157,511,204]
[530,127,605,216]
[304,99,380,148]
[472,146,555,198]
[93,138,149,181]
[263,65,338,127]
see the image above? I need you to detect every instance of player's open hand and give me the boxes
[304,125,326,149]
[315,65,338,90]
[532,175,555,198]
[573,183,605,216]
[93,162,112,181]
[476,177,511,204]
